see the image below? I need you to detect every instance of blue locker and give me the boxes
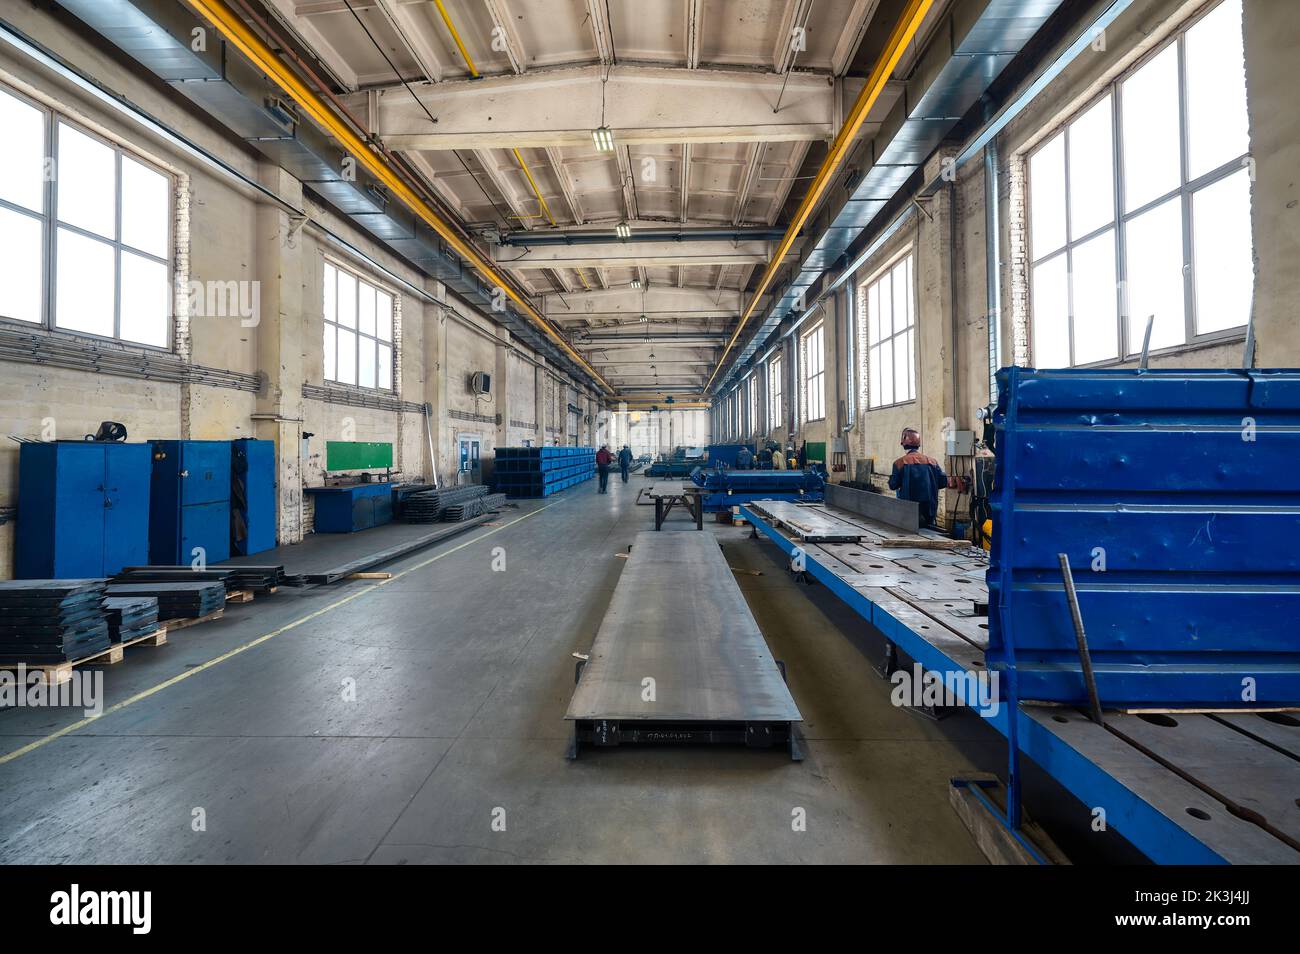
[232,438,277,556]
[15,441,151,579]
[306,483,393,532]
[149,440,232,565]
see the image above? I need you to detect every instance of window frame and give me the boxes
[768,354,783,432]
[859,250,917,410]
[802,321,826,423]
[0,84,175,350]
[1025,0,1251,367]
[323,256,397,393]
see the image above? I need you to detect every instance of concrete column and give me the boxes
[534,358,548,445]
[493,328,510,449]
[254,164,306,545]
[425,287,450,483]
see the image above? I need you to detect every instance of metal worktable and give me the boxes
[566,530,801,756]
[741,500,1300,864]
[638,483,705,530]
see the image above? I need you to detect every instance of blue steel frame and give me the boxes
[740,505,1233,864]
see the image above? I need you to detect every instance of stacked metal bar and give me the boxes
[402,484,490,523]
[116,565,287,592]
[492,446,596,497]
[102,596,160,643]
[0,580,111,664]
[104,581,226,620]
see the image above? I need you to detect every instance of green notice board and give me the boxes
[805,441,826,464]
[326,441,393,471]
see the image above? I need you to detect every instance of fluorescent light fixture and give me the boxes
[615,221,631,239]
[630,278,642,290]
[592,126,615,151]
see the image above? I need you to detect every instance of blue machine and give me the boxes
[306,482,394,532]
[988,367,1300,708]
[705,444,755,468]
[149,440,232,565]
[15,441,151,579]
[231,438,277,556]
[689,466,824,512]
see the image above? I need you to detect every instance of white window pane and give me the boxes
[893,334,908,404]
[1070,229,1118,364]
[1069,95,1115,239]
[324,324,336,381]
[120,156,169,258]
[1193,169,1252,334]
[336,270,356,328]
[878,276,893,338]
[1125,196,1186,352]
[867,282,880,344]
[878,341,893,406]
[905,329,916,401]
[1030,132,1067,256]
[323,263,336,321]
[0,89,46,213]
[358,336,376,389]
[1032,255,1070,368]
[0,207,43,323]
[119,251,168,347]
[376,292,392,341]
[1186,0,1249,179]
[336,328,356,385]
[868,346,881,408]
[892,266,909,332]
[55,227,114,336]
[378,343,392,390]
[1121,45,1181,212]
[358,282,376,336]
[57,123,116,239]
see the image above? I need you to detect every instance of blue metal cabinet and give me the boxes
[306,483,393,533]
[149,440,232,564]
[232,438,277,556]
[15,441,151,579]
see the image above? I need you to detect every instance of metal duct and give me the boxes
[715,0,1066,393]
[50,0,598,389]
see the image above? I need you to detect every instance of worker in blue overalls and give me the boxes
[889,427,965,529]
[617,445,633,483]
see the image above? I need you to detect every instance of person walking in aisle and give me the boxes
[596,444,614,493]
[617,445,633,482]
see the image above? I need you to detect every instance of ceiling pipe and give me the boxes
[181,0,613,394]
[704,0,937,392]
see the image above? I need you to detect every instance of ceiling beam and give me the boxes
[773,0,816,74]
[679,143,691,224]
[494,238,773,269]
[585,0,615,65]
[542,286,743,321]
[266,0,359,89]
[546,148,584,224]
[472,149,533,229]
[685,0,703,69]
[831,0,883,76]
[373,0,443,82]
[484,0,527,74]
[354,65,841,149]
[732,142,765,225]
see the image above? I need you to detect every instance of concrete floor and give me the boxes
[0,476,998,864]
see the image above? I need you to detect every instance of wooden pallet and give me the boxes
[0,626,168,686]
[165,608,224,632]
[226,589,254,603]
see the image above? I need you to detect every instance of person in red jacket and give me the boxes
[595,444,614,493]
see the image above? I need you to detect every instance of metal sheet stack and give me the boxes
[115,565,287,592]
[102,596,160,643]
[105,581,226,621]
[402,485,490,523]
[0,580,111,664]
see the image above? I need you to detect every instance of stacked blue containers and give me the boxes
[493,446,596,497]
[15,441,151,578]
[231,438,277,556]
[148,440,232,565]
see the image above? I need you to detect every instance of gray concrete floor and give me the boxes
[0,476,995,864]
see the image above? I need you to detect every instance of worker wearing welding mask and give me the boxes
[888,427,965,529]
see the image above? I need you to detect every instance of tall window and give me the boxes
[802,323,826,422]
[862,253,916,408]
[768,355,783,431]
[324,260,394,390]
[747,377,757,436]
[1028,0,1251,366]
[0,86,172,347]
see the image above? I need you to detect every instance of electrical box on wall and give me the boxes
[469,371,492,396]
[945,430,975,457]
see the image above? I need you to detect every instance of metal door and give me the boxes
[102,443,151,574]
[180,441,230,506]
[52,443,106,578]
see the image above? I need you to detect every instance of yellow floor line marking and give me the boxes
[0,503,555,766]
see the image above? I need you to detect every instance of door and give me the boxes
[103,443,151,574]
[53,443,107,578]
[181,500,231,565]
[180,441,230,506]
[458,436,481,483]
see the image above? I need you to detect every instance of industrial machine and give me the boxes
[688,466,825,513]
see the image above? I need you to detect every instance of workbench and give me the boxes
[640,483,704,530]
[742,499,1300,864]
[305,481,394,533]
